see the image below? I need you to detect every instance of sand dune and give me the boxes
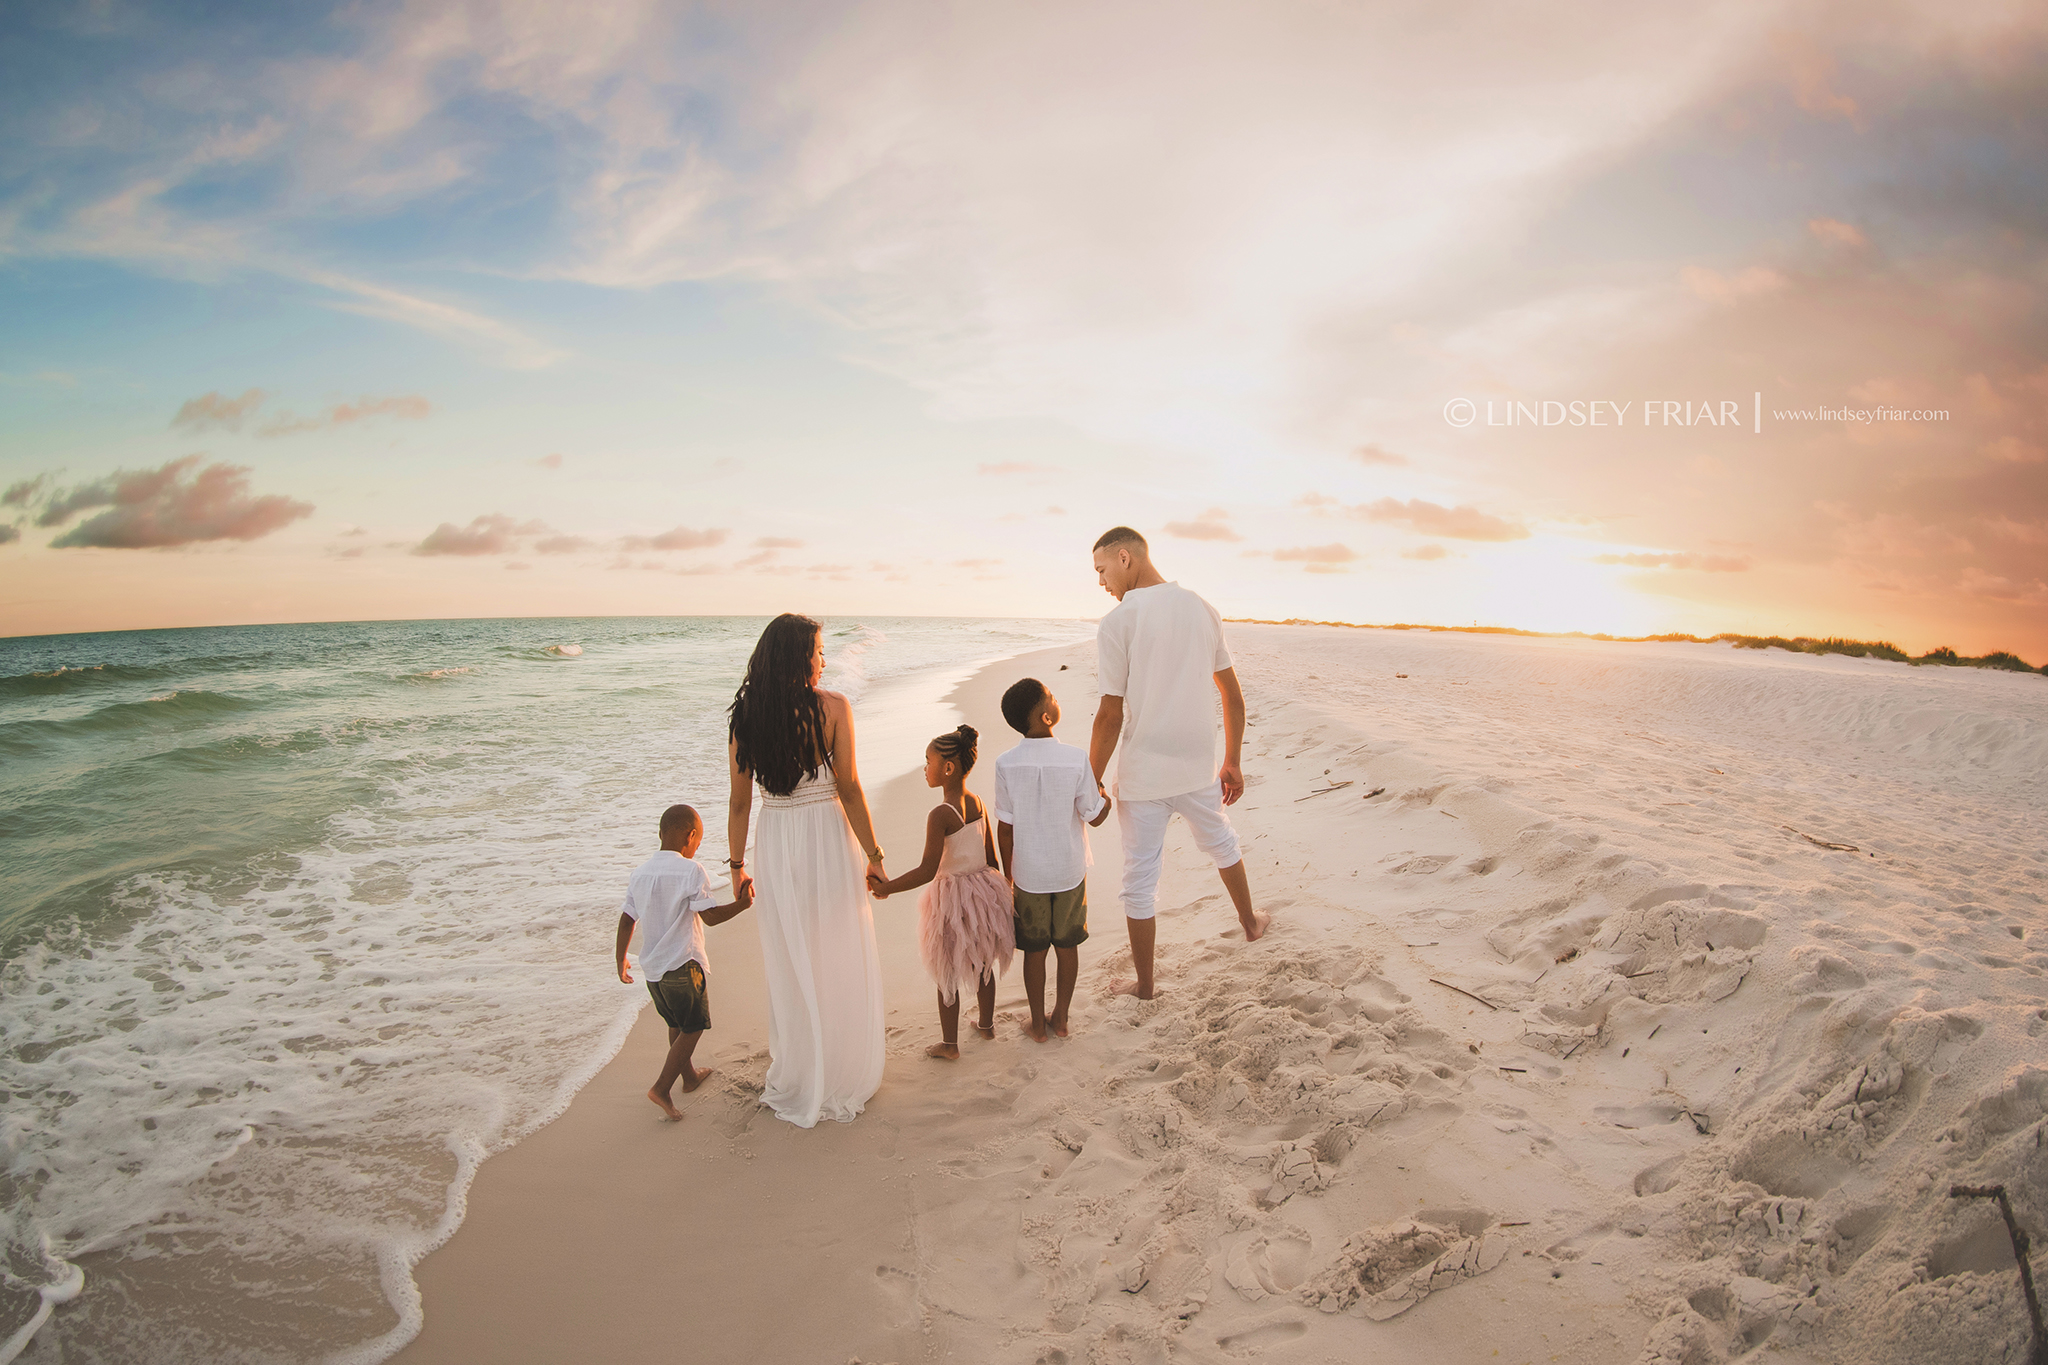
[398,623,2045,1364]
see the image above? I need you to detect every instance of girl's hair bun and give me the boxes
[932,723,980,773]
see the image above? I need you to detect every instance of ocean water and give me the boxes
[0,615,1091,1364]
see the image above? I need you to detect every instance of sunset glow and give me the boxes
[3,2,2043,657]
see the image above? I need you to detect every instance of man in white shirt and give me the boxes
[993,679,1112,1041]
[613,804,752,1120]
[1089,526,1268,999]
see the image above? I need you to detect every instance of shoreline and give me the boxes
[372,621,2044,1363]
[388,636,1101,1364]
[1224,617,2046,675]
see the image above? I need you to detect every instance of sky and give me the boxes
[1,0,2044,657]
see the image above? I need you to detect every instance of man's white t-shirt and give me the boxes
[620,851,719,980]
[1096,581,1233,801]
[992,736,1107,894]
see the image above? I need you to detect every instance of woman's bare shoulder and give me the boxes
[815,687,851,712]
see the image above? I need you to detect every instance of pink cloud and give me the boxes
[534,535,593,554]
[261,394,432,437]
[172,389,269,432]
[1165,508,1241,542]
[1590,551,1751,572]
[1355,498,1528,542]
[413,513,548,556]
[42,457,313,548]
[1352,443,1408,467]
[1807,218,1867,249]
[623,526,729,551]
[1272,542,1356,563]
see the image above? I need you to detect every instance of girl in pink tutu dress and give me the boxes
[868,724,1016,1058]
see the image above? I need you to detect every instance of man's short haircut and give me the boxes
[1093,526,1148,553]
[659,803,701,839]
[1001,677,1049,735]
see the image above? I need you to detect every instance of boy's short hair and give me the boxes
[1001,677,1048,735]
[659,804,701,839]
[1092,525,1147,553]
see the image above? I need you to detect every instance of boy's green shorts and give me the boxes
[1013,882,1088,953]
[648,960,711,1033]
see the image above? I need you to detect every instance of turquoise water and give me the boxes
[0,615,1089,1364]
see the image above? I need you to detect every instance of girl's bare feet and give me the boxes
[925,1042,960,1060]
[680,1066,715,1093]
[1024,1018,1049,1043]
[972,1022,996,1040]
[646,1088,684,1121]
[1050,1011,1071,1038]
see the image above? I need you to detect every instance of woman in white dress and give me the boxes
[726,614,888,1126]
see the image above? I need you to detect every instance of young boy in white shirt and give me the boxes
[613,803,752,1120]
[994,679,1112,1041]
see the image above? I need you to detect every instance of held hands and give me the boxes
[733,876,754,910]
[1218,760,1245,806]
[866,863,890,899]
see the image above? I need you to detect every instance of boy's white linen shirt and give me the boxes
[993,737,1107,894]
[1095,581,1233,802]
[620,851,719,980]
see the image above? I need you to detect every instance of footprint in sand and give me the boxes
[1299,1212,1508,1320]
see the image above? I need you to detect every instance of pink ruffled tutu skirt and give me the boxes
[919,867,1016,1004]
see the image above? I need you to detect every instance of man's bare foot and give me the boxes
[925,1042,960,1060]
[1050,1012,1071,1038]
[1110,978,1157,1000]
[1242,909,1271,943]
[680,1066,716,1093]
[1024,1018,1049,1043]
[646,1088,684,1121]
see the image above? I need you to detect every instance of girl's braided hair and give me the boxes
[931,723,979,774]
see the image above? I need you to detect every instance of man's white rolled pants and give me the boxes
[1116,780,1243,920]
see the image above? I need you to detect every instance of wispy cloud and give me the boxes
[1272,543,1356,565]
[1355,497,1529,542]
[3,475,53,508]
[1590,551,1751,572]
[172,389,433,436]
[172,389,268,433]
[1352,443,1408,467]
[622,526,729,551]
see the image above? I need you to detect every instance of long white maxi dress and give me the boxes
[751,764,886,1127]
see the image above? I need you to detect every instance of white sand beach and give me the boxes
[394,623,2047,1365]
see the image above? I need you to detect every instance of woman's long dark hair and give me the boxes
[729,614,829,796]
